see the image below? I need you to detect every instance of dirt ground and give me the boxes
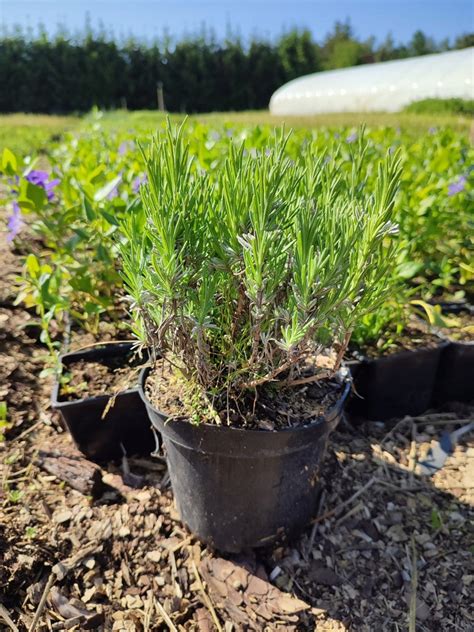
[0,228,473,631]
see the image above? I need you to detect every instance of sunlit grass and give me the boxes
[97,109,473,136]
[0,109,472,156]
[0,114,80,155]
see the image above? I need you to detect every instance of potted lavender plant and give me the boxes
[119,123,401,551]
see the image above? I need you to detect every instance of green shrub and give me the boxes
[404,98,474,116]
[119,123,401,418]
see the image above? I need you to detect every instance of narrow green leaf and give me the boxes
[2,147,17,174]
[93,175,121,202]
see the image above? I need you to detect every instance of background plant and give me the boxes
[3,115,471,356]
[403,98,474,116]
[3,122,147,343]
[119,123,401,415]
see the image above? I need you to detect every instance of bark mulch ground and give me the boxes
[1,227,473,631]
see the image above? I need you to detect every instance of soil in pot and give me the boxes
[436,311,474,343]
[140,359,350,552]
[53,344,155,462]
[145,356,341,430]
[350,317,443,360]
[59,353,142,401]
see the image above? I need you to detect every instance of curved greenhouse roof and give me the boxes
[269,48,474,114]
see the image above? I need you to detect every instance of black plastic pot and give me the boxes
[347,342,449,421]
[433,341,474,405]
[139,367,351,552]
[52,343,155,462]
[428,300,474,315]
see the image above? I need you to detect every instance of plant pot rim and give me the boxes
[357,338,451,364]
[449,339,474,346]
[138,365,351,435]
[51,341,140,409]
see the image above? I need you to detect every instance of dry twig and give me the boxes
[408,539,418,632]
[0,604,19,632]
[311,476,376,524]
[154,597,178,632]
[191,561,223,632]
[28,573,55,632]
[142,592,155,632]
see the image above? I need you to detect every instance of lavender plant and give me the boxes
[119,122,402,421]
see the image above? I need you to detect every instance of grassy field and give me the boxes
[95,109,474,137]
[1,109,472,154]
[0,114,80,155]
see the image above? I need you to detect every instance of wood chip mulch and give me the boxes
[1,224,473,631]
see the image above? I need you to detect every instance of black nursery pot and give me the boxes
[348,342,449,421]
[433,341,474,406]
[139,367,351,553]
[52,343,155,462]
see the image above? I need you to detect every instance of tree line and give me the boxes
[1,22,472,114]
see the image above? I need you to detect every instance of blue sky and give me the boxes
[1,1,472,43]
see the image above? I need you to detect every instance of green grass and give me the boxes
[0,114,80,155]
[404,98,474,116]
[96,109,474,136]
[195,110,473,135]
[1,109,472,156]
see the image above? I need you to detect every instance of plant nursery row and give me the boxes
[2,115,473,552]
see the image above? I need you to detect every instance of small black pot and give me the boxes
[433,341,474,405]
[347,342,449,421]
[139,367,350,552]
[52,343,155,462]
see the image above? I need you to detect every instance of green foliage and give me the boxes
[0,114,79,155]
[4,120,147,346]
[395,128,474,293]
[430,508,443,530]
[3,113,472,357]
[119,123,401,409]
[0,401,10,442]
[7,489,23,503]
[25,526,37,539]
[404,98,474,116]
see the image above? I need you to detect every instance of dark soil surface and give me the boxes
[146,358,342,430]
[1,213,473,631]
[60,355,143,402]
[351,317,446,360]
[437,312,474,342]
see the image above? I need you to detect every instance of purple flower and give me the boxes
[107,185,119,200]
[44,178,60,201]
[429,126,437,135]
[118,140,135,155]
[25,170,60,201]
[346,132,357,144]
[448,175,467,197]
[25,170,49,186]
[132,174,147,194]
[7,201,23,242]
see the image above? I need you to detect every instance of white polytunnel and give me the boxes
[269,47,474,114]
